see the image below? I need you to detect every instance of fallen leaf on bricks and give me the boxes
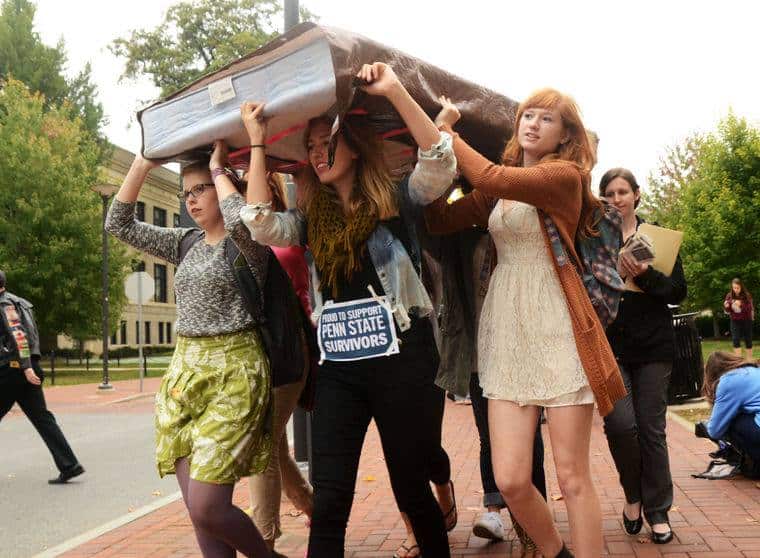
[151,490,162,496]
[551,494,563,501]
[671,505,680,512]
[363,475,376,482]
[637,536,651,544]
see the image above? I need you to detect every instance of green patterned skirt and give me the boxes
[155,329,272,484]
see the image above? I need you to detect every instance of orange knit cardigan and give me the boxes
[425,130,626,416]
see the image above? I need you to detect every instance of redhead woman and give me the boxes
[419,88,625,557]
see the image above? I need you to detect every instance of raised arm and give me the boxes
[440,126,583,227]
[357,63,457,204]
[238,102,305,247]
[106,155,188,264]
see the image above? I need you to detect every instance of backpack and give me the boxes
[178,230,315,390]
[541,202,625,329]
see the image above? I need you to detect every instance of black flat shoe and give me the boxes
[48,463,85,484]
[555,543,574,558]
[622,509,643,535]
[651,527,674,544]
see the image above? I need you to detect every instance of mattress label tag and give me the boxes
[208,77,236,106]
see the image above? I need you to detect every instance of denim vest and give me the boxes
[244,177,433,332]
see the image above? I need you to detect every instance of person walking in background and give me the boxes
[599,168,687,545]
[724,278,754,360]
[0,269,85,485]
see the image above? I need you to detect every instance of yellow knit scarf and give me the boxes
[307,186,377,298]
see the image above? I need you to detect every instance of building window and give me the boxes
[120,321,127,345]
[135,321,140,344]
[144,321,151,344]
[136,201,145,222]
[166,322,172,345]
[154,264,167,303]
[111,331,117,345]
[173,213,180,227]
[153,207,167,227]
[158,322,165,344]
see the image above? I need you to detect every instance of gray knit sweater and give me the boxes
[105,193,268,337]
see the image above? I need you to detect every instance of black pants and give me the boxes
[603,361,672,525]
[727,413,760,462]
[308,323,449,557]
[0,362,80,473]
[469,373,546,508]
[426,381,451,487]
[730,319,753,349]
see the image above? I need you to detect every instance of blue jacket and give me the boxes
[707,365,760,439]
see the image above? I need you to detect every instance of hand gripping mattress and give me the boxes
[138,23,519,172]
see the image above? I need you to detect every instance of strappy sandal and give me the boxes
[442,480,458,532]
[393,543,421,558]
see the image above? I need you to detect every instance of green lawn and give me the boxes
[37,337,749,388]
[40,355,171,386]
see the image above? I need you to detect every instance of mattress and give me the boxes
[138,23,519,172]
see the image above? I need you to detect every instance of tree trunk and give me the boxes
[712,312,720,339]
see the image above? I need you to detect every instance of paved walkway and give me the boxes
[26,379,760,557]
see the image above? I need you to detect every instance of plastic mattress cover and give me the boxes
[138,23,519,173]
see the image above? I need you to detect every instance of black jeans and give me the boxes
[730,319,753,349]
[726,413,760,462]
[469,373,546,508]
[603,361,672,525]
[0,362,80,473]
[308,323,450,557]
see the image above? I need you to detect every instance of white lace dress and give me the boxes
[477,200,594,406]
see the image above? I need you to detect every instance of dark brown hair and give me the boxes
[702,351,759,404]
[598,167,641,208]
[728,277,753,302]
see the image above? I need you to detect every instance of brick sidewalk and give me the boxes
[46,391,760,557]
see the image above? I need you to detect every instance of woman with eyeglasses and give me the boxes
[106,145,281,558]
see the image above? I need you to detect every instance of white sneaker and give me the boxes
[472,511,505,540]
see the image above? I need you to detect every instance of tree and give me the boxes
[111,0,317,97]
[0,0,108,141]
[672,114,760,317]
[0,79,130,349]
[640,133,703,228]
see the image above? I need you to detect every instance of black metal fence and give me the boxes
[668,312,704,404]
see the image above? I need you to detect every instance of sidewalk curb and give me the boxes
[667,408,698,433]
[98,392,157,406]
[32,490,183,558]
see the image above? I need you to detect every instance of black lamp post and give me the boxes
[91,183,119,390]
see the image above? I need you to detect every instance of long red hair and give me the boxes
[502,88,601,237]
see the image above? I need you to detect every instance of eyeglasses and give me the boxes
[178,183,214,201]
